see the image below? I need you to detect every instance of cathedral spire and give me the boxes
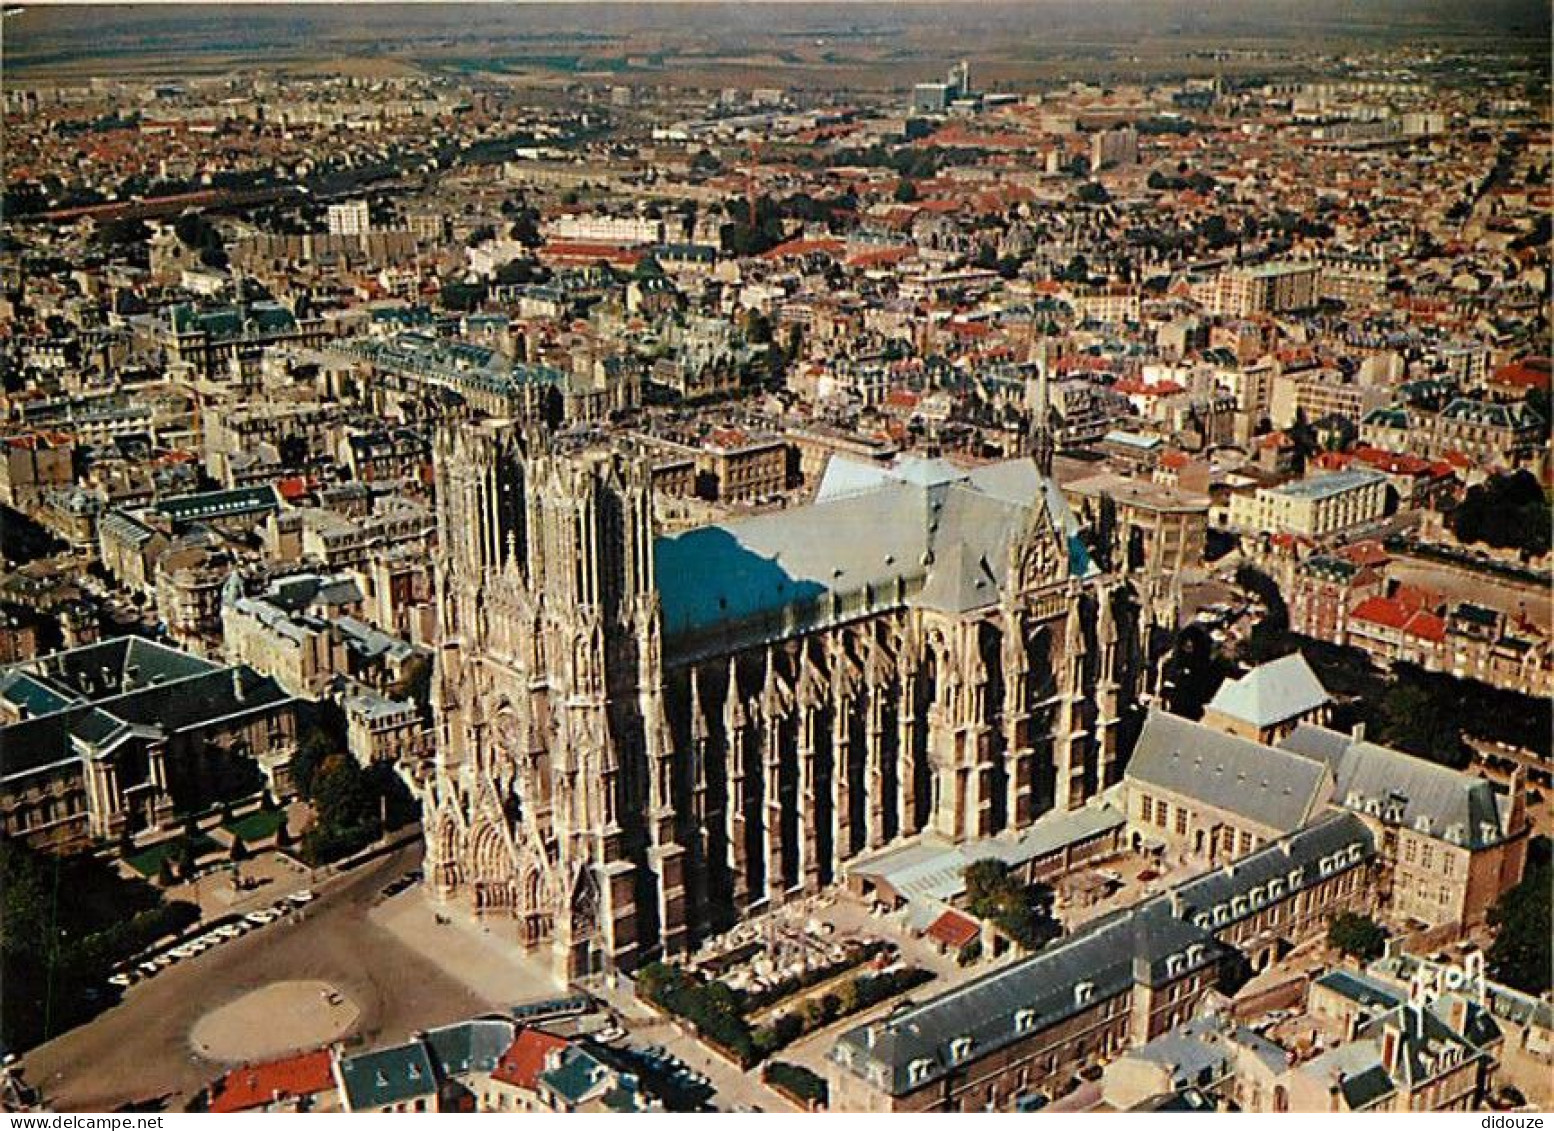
[1029,356,1055,478]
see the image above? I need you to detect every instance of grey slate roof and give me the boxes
[1302,992,1501,1111]
[1125,1017,1234,1090]
[847,800,1124,908]
[1277,722,1353,772]
[1314,969,1404,1015]
[1170,811,1373,932]
[1125,709,1334,834]
[1279,725,1508,849]
[654,455,1095,655]
[1,644,293,782]
[149,485,280,526]
[832,810,1374,1098]
[423,1019,517,1078]
[831,896,1219,1098]
[1206,653,1330,729]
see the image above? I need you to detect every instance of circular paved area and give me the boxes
[189,980,359,1063]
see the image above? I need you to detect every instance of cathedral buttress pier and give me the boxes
[421,421,1162,980]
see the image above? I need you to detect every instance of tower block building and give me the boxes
[421,419,1171,980]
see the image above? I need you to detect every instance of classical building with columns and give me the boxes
[0,637,298,852]
[419,417,1175,980]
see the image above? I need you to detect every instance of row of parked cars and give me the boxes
[106,890,315,990]
[378,868,423,900]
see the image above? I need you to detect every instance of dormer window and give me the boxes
[1075,982,1095,1005]
[908,1058,934,1085]
[950,1036,974,1062]
[1015,1008,1038,1034]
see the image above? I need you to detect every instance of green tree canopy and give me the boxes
[1449,471,1551,559]
[1487,839,1551,995]
[1327,911,1386,961]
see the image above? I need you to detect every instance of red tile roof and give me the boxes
[1392,583,1443,613]
[492,1029,569,1092]
[925,909,981,950]
[208,1050,335,1113]
[1352,595,1411,631]
[1341,540,1391,568]
[761,237,844,261]
[540,241,644,268]
[846,247,914,269]
[1351,596,1446,642]
[1491,357,1552,392]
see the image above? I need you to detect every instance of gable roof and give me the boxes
[1125,709,1334,835]
[337,1041,437,1111]
[492,1029,569,1092]
[925,909,981,950]
[1279,725,1507,849]
[832,810,1374,1099]
[208,1050,336,1113]
[1206,653,1330,729]
[423,1019,516,1078]
[654,455,1093,659]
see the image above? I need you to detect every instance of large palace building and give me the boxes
[419,418,1174,979]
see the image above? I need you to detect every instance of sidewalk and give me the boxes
[369,886,564,1008]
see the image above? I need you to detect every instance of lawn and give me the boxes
[223,808,287,843]
[125,833,217,878]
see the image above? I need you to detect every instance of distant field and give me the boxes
[4,1,1547,87]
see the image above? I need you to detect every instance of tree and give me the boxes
[292,727,337,799]
[1162,624,1229,719]
[893,178,919,204]
[1327,911,1386,961]
[962,858,1051,950]
[1076,181,1110,205]
[1376,683,1466,769]
[508,210,541,247]
[93,218,151,248]
[1,840,196,1049]
[1448,471,1551,559]
[1487,840,1551,995]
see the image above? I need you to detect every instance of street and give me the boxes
[21,843,491,1113]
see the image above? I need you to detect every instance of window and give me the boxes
[1154,800,1169,829]
[1176,808,1189,836]
[1141,796,1153,824]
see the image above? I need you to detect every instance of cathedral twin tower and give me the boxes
[421,419,1165,981]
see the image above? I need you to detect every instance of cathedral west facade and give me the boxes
[420,417,1173,980]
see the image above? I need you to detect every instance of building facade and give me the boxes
[419,421,1172,980]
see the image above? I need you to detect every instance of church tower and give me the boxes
[422,421,674,979]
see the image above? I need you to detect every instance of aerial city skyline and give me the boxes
[0,1,1549,1117]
